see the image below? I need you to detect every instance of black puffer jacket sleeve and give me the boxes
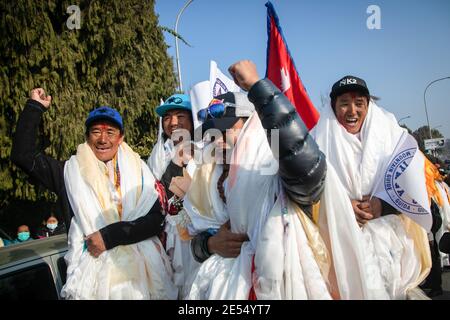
[247,79,326,206]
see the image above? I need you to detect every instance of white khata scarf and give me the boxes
[61,142,177,300]
[185,113,332,300]
[146,117,199,299]
[311,101,431,299]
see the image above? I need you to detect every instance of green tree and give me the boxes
[0,0,176,232]
[399,124,412,135]
[412,126,444,154]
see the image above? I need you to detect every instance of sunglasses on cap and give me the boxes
[166,96,183,104]
[197,98,236,122]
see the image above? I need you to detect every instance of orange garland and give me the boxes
[423,155,443,207]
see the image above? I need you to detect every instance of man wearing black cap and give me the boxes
[190,63,327,263]
[184,61,329,299]
[11,88,177,299]
[327,75,404,224]
[330,76,371,136]
[189,93,256,264]
[311,75,431,299]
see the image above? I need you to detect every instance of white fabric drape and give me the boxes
[146,119,199,299]
[312,101,429,299]
[62,142,177,299]
[312,101,405,198]
[147,118,174,181]
[185,113,331,300]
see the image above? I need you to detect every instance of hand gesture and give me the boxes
[351,195,382,227]
[85,231,106,258]
[172,132,193,167]
[228,60,260,92]
[30,88,52,108]
[207,221,249,258]
[169,168,192,198]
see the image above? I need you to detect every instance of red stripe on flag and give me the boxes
[266,2,319,130]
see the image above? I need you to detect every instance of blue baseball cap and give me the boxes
[156,94,191,117]
[85,106,124,131]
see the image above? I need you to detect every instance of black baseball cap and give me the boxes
[330,75,370,100]
[195,92,255,141]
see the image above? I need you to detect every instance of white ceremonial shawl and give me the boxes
[312,102,430,299]
[62,142,177,300]
[185,114,331,300]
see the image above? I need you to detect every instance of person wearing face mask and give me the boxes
[36,214,66,238]
[12,225,34,244]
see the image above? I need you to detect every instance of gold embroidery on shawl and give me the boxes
[292,202,331,289]
[187,163,216,218]
[312,202,320,225]
[76,142,143,224]
[399,214,432,291]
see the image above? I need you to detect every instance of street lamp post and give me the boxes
[397,115,411,126]
[423,76,450,139]
[175,0,194,92]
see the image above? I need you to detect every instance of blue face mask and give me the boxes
[47,223,57,230]
[18,232,30,242]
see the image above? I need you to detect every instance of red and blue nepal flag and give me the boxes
[265,1,319,130]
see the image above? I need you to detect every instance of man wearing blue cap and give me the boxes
[11,88,177,299]
[147,93,200,298]
[148,93,194,198]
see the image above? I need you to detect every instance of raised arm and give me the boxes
[11,88,66,195]
[228,60,326,207]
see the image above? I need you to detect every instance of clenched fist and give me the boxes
[30,88,51,108]
[228,60,260,92]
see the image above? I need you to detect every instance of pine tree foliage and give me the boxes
[0,0,177,205]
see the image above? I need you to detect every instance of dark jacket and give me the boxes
[160,160,184,199]
[191,79,327,262]
[248,79,326,207]
[3,237,34,246]
[11,99,164,250]
[36,222,67,238]
[248,79,397,216]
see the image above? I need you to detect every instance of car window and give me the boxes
[57,256,67,286]
[0,262,59,300]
